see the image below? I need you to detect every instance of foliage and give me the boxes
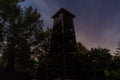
[109,41,120,80]
[77,47,112,80]
[77,42,88,54]
[0,0,49,76]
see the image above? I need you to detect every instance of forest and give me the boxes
[0,0,120,80]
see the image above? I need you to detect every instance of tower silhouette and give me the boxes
[46,8,78,80]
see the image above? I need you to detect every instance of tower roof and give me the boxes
[52,8,75,18]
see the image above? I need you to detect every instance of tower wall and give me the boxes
[45,8,78,80]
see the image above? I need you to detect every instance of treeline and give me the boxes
[77,42,120,80]
[0,0,120,80]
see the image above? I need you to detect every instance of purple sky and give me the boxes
[22,0,120,54]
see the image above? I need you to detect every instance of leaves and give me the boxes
[0,0,48,75]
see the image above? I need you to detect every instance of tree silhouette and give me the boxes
[110,41,120,80]
[0,0,47,79]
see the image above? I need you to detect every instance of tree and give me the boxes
[0,0,25,71]
[110,41,120,80]
[0,0,24,65]
[0,1,53,80]
[0,0,46,75]
[36,27,52,80]
[3,7,42,71]
[90,48,112,80]
[77,42,88,54]
[77,46,112,80]
[0,0,24,24]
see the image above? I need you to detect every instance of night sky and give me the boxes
[22,0,120,54]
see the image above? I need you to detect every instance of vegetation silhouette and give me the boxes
[0,0,120,80]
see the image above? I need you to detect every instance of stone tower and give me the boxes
[46,8,78,80]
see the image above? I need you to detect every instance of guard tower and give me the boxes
[46,8,78,80]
